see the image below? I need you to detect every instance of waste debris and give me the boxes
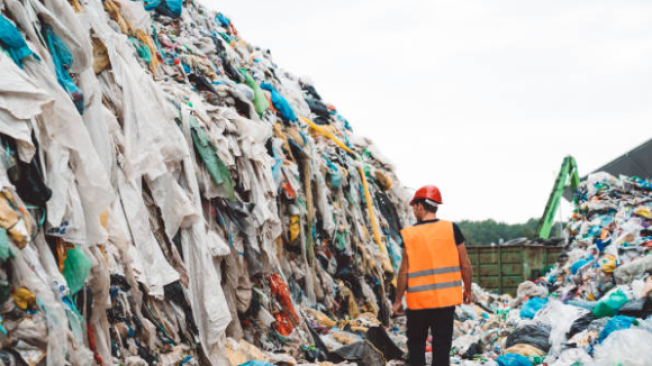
[1,0,652,365]
[0,0,412,365]
[437,173,652,366]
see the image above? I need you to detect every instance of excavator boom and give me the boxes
[536,156,580,239]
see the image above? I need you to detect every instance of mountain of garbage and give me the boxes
[0,0,413,365]
[449,173,652,366]
[3,1,652,366]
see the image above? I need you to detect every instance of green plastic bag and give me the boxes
[592,289,629,318]
[62,247,92,295]
[0,228,11,261]
[188,117,237,201]
[240,68,269,116]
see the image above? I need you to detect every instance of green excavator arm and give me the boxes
[536,156,580,239]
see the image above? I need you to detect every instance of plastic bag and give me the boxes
[505,323,551,352]
[511,281,548,307]
[598,315,636,343]
[593,288,630,318]
[0,14,33,68]
[143,0,182,19]
[571,255,594,275]
[62,246,92,295]
[615,255,652,285]
[520,298,547,319]
[549,348,592,366]
[238,361,274,366]
[591,329,652,366]
[503,344,545,357]
[366,326,404,361]
[535,300,587,356]
[331,341,385,366]
[567,312,597,339]
[496,353,533,366]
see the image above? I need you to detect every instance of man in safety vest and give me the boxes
[392,185,473,366]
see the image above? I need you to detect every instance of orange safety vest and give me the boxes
[401,220,463,310]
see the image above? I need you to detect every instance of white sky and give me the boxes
[203,0,652,223]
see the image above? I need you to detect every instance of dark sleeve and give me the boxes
[452,223,465,246]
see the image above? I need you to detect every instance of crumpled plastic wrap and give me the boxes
[0,1,413,365]
[445,173,652,366]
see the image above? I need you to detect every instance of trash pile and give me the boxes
[446,173,652,366]
[0,0,413,365]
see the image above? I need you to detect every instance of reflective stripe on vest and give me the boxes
[401,220,463,310]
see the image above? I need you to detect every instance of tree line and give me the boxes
[457,218,541,246]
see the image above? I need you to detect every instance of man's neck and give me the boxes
[418,213,437,222]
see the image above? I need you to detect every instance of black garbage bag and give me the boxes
[312,116,331,125]
[301,82,322,100]
[220,54,244,83]
[366,326,404,360]
[188,73,218,95]
[618,297,652,318]
[304,319,329,361]
[305,98,330,119]
[462,342,483,360]
[3,133,52,206]
[506,323,551,352]
[164,281,198,334]
[331,341,385,366]
[567,313,597,339]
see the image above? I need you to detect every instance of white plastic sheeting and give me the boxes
[0,0,413,365]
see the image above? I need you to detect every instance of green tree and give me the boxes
[457,218,540,246]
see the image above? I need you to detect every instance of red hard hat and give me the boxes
[410,185,443,205]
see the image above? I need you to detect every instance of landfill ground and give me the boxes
[1,0,652,366]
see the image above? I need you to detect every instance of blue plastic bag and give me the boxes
[496,353,533,366]
[598,315,636,343]
[260,83,297,122]
[520,297,548,319]
[144,0,182,19]
[44,25,84,114]
[0,14,33,68]
[215,12,231,28]
[571,255,593,275]
[238,361,275,366]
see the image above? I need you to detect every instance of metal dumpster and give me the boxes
[466,244,564,295]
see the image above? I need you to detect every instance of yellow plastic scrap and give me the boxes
[0,191,29,248]
[11,287,37,310]
[100,209,109,230]
[300,116,354,154]
[359,166,393,273]
[103,0,135,36]
[305,308,336,328]
[289,215,300,242]
[599,254,617,273]
[332,332,359,346]
[92,37,111,74]
[136,29,160,73]
[503,343,546,357]
[338,282,361,318]
[57,239,75,272]
[374,169,393,191]
[635,207,652,219]
[225,338,269,366]
[273,123,291,154]
[69,0,84,13]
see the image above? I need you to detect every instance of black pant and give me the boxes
[406,307,455,366]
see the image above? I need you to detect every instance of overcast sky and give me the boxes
[204,0,652,223]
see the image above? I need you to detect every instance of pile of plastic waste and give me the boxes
[440,173,652,366]
[0,0,413,365]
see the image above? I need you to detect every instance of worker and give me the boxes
[392,185,473,366]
